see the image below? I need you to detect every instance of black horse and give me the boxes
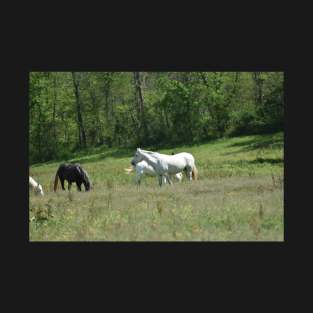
[54,163,91,192]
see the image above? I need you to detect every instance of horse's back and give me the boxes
[58,163,81,181]
[168,152,194,164]
[176,152,195,165]
[160,152,194,173]
[175,152,194,160]
[29,176,36,186]
[58,163,68,170]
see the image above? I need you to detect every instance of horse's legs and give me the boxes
[158,175,163,187]
[183,166,192,181]
[179,173,183,182]
[76,182,82,191]
[165,174,173,185]
[61,179,66,190]
[186,168,193,181]
[82,182,88,191]
[163,176,168,185]
[135,171,142,185]
[68,182,72,190]
[183,168,188,179]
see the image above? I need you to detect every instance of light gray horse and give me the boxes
[125,160,183,185]
[29,176,44,196]
[131,148,198,186]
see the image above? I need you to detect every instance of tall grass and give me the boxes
[29,132,284,241]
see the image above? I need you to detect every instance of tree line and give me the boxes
[29,72,284,164]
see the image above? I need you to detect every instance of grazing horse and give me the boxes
[29,176,44,196]
[125,160,183,185]
[54,163,91,192]
[131,148,198,186]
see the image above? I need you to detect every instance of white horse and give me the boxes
[131,148,198,186]
[29,176,44,196]
[125,160,183,185]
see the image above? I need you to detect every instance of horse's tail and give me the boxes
[124,166,134,174]
[53,168,60,192]
[192,164,198,180]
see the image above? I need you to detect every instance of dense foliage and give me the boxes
[29,72,284,164]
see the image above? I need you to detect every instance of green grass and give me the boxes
[29,132,284,241]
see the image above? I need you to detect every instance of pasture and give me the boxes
[29,132,284,241]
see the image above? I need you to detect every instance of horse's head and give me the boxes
[36,184,44,196]
[85,181,91,191]
[82,171,91,191]
[131,148,143,166]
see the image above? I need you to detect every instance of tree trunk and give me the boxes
[37,101,42,160]
[102,73,114,146]
[252,72,264,107]
[104,87,110,122]
[71,72,87,148]
[88,79,103,145]
[230,72,241,103]
[133,72,147,143]
[52,74,57,154]
[61,111,68,145]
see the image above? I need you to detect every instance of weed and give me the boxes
[249,214,261,240]
[156,201,163,216]
[29,132,284,241]
[258,203,264,220]
[106,193,113,209]
[106,180,114,190]
[68,191,74,202]
[248,167,256,177]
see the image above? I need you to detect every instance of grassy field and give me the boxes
[29,132,284,241]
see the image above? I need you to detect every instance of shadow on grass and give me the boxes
[30,133,284,167]
[31,161,56,168]
[248,157,283,165]
[227,157,284,167]
[224,133,284,155]
[147,137,227,152]
[69,148,134,164]
[31,148,135,167]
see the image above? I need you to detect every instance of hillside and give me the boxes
[29,132,284,241]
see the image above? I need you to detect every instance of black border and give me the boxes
[6,42,295,273]
[3,7,307,303]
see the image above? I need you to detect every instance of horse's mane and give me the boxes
[79,166,89,181]
[139,149,153,154]
[139,149,162,156]
[140,149,177,157]
[80,167,92,188]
